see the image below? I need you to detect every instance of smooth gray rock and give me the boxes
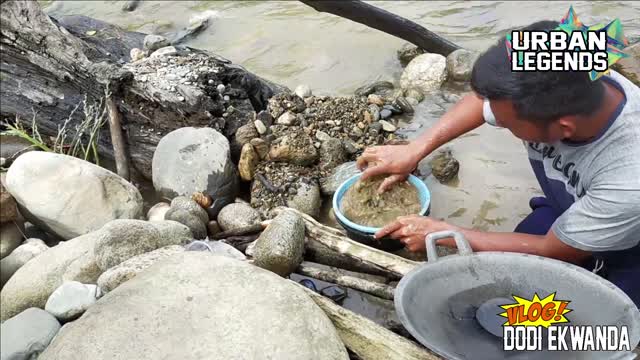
[319,137,346,169]
[276,111,297,126]
[397,43,426,67]
[0,221,23,259]
[164,208,206,239]
[0,232,101,322]
[149,45,178,58]
[380,120,397,132]
[400,53,447,93]
[217,203,261,231]
[97,245,184,294]
[287,181,321,219]
[169,196,209,224]
[152,127,238,208]
[368,104,381,121]
[45,281,101,322]
[0,308,60,360]
[143,34,170,52]
[294,84,312,98]
[320,161,360,196]
[40,253,348,360]
[93,219,192,271]
[446,49,478,82]
[5,152,143,240]
[146,202,170,221]
[252,210,305,277]
[0,238,48,288]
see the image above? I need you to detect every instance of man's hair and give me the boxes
[470,20,606,122]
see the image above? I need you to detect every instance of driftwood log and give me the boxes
[298,283,440,360]
[275,207,420,279]
[297,261,395,300]
[300,0,461,56]
[0,0,285,179]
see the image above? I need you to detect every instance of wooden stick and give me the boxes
[297,262,395,300]
[256,173,281,193]
[296,283,440,360]
[275,207,420,278]
[105,96,130,181]
[299,0,461,56]
[302,261,388,284]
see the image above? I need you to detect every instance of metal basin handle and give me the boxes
[426,230,473,262]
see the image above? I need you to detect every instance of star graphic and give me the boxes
[556,6,630,80]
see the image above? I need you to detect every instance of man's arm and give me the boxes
[443,227,592,264]
[375,215,591,264]
[408,92,487,159]
[357,93,487,191]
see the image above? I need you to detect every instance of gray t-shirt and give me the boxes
[483,70,640,252]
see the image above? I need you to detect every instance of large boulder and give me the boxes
[97,245,184,294]
[400,53,447,93]
[0,238,49,288]
[252,210,305,277]
[152,127,238,206]
[93,219,192,271]
[0,308,60,360]
[4,152,144,240]
[40,253,348,360]
[0,220,191,321]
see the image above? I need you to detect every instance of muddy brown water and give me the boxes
[42,0,640,328]
[341,176,421,228]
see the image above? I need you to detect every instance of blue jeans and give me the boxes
[514,197,639,307]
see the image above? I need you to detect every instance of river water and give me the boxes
[45,1,640,233]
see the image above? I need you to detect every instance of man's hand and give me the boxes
[356,144,422,193]
[374,215,455,252]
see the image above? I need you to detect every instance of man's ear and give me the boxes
[555,116,578,139]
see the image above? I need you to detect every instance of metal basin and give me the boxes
[395,231,640,360]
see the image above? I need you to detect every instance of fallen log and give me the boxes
[302,261,388,284]
[299,0,461,56]
[297,283,440,360]
[297,262,395,300]
[276,207,420,278]
[1,1,286,179]
[305,240,394,278]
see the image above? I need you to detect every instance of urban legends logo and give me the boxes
[506,6,629,80]
[500,293,632,352]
